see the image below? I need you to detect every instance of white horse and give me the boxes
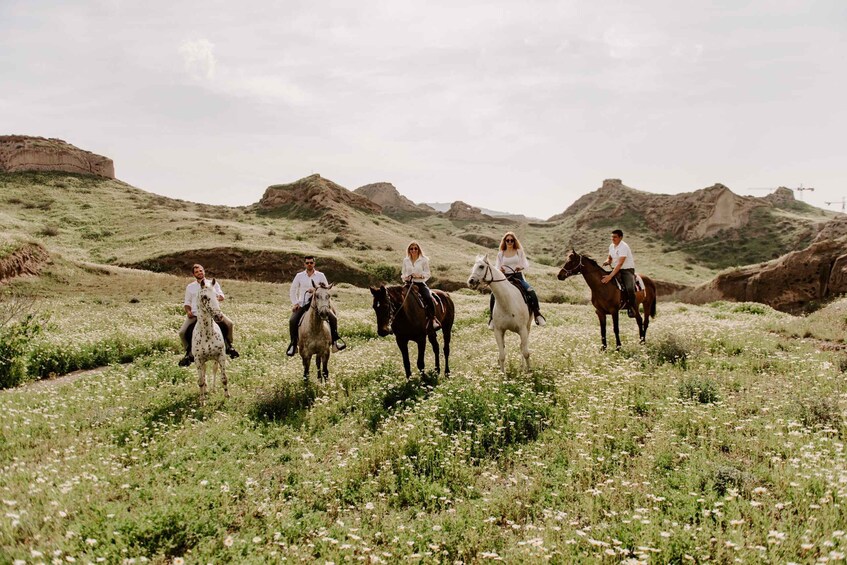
[192,279,228,401]
[467,255,532,372]
[299,282,334,383]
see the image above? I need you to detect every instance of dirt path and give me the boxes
[8,366,111,393]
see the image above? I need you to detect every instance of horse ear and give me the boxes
[312,279,317,288]
[211,278,216,286]
[369,286,377,294]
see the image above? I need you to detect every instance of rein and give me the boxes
[387,283,414,327]
[560,254,585,278]
[482,263,511,285]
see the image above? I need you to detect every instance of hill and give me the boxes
[0,135,114,178]
[353,182,433,219]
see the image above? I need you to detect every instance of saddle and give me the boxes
[505,275,534,315]
[410,285,443,315]
[613,273,646,309]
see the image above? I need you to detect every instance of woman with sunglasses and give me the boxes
[489,231,546,329]
[401,241,440,330]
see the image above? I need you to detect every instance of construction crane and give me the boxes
[825,197,846,211]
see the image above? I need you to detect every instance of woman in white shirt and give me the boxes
[401,241,440,330]
[490,231,546,328]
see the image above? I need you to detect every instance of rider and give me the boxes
[402,241,440,331]
[178,263,239,367]
[601,229,637,317]
[489,231,546,329]
[286,255,346,356]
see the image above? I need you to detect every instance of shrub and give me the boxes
[732,303,767,315]
[364,263,401,284]
[38,224,60,237]
[678,376,719,404]
[797,397,842,429]
[650,335,690,368]
[0,314,43,388]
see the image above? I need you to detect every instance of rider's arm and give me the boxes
[289,274,301,306]
[401,257,413,282]
[609,256,626,276]
[516,249,529,272]
[419,257,431,282]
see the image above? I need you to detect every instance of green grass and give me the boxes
[1,278,846,562]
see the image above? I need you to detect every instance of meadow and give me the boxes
[1,272,846,563]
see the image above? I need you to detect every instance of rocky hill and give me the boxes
[441,201,497,221]
[0,136,114,178]
[354,182,432,217]
[256,174,381,231]
[673,236,847,313]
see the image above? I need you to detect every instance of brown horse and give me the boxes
[370,284,455,378]
[557,249,657,350]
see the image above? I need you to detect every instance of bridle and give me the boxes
[478,261,510,286]
[378,284,413,329]
[559,253,584,279]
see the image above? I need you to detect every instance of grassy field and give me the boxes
[1,266,846,562]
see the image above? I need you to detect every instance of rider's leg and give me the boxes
[518,275,546,325]
[217,315,239,358]
[488,294,495,330]
[178,318,196,366]
[325,309,346,351]
[621,269,637,317]
[416,283,440,329]
[287,303,308,356]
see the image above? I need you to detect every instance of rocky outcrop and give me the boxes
[549,179,766,241]
[354,182,432,216]
[256,174,381,231]
[674,236,847,313]
[763,186,796,207]
[0,242,49,281]
[441,201,494,221]
[0,136,114,178]
[814,215,847,244]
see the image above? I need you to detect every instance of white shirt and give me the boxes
[609,241,635,270]
[184,279,224,315]
[401,255,431,283]
[290,270,329,306]
[496,249,529,273]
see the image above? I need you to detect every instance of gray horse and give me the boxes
[298,282,336,383]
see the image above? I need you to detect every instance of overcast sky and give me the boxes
[1,0,845,218]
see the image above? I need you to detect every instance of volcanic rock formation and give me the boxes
[354,182,432,216]
[674,236,847,313]
[0,136,114,178]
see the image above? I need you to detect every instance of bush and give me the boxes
[678,377,719,404]
[364,263,401,285]
[0,314,43,388]
[797,397,842,429]
[650,335,691,368]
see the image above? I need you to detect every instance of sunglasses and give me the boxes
[504,239,515,243]
[305,261,315,265]
[409,247,419,251]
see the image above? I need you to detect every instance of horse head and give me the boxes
[557,249,584,280]
[369,285,393,337]
[312,282,334,320]
[467,254,493,289]
[199,278,223,319]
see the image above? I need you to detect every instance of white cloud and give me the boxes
[179,38,216,80]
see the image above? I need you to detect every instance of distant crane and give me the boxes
[825,197,846,211]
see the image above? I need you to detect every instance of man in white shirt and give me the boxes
[178,264,239,366]
[601,229,638,317]
[287,256,346,356]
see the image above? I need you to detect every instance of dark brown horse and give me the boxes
[370,284,455,378]
[557,249,657,350]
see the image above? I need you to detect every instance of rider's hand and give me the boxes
[292,304,301,312]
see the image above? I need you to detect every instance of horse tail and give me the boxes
[647,277,657,318]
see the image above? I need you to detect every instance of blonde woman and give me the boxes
[489,231,546,328]
[401,241,440,330]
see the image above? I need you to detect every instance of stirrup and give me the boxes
[488,319,495,330]
[227,347,240,358]
[178,353,193,367]
[286,343,296,357]
[535,313,547,327]
[333,339,346,352]
[429,318,441,330]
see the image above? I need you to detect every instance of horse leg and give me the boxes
[597,311,607,350]
[495,329,507,372]
[416,338,426,376]
[219,358,229,398]
[197,361,207,404]
[321,353,329,383]
[396,337,412,378]
[518,327,531,372]
[612,310,621,350]
[302,354,310,381]
[442,326,451,377]
[427,331,441,375]
[635,309,645,344]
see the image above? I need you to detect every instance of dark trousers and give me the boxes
[289,300,341,345]
[490,273,541,317]
[620,268,636,309]
[413,282,435,315]
[183,318,233,352]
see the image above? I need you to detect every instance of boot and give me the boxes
[178,351,194,367]
[426,306,441,330]
[227,346,240,358]
[286,342,297,356]
[332,337,347,352]
[528,290,545,326]
[534,311,547,326]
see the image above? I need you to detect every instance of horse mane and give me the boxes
[578,253,603,270]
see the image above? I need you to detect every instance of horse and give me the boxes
[370,283,454,378]
[557,249,657,350]
[192,279,229,402]
[298,281,335,383]
[467,255,532,372]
